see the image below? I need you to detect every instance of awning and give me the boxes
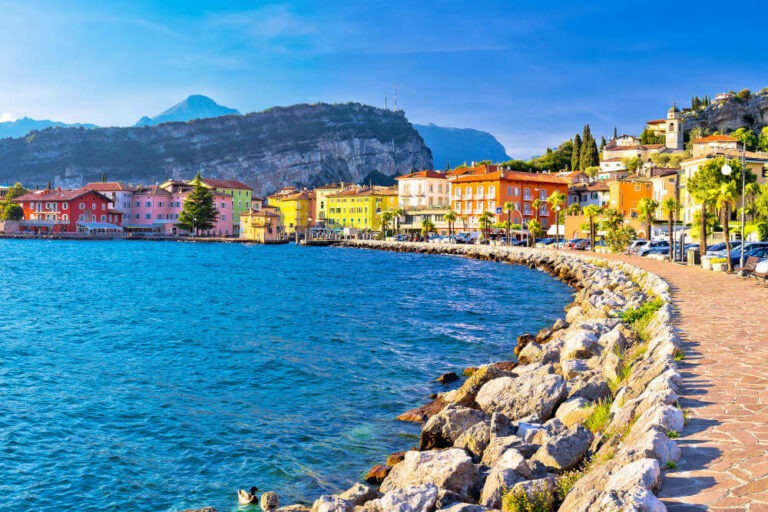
[76,221,123,233]
[547,225,565,236]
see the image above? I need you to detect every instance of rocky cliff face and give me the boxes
[0,103,432,196]
[684,89,768,133]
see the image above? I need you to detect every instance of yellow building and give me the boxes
[326,186,399,231]
[313,183,344,228]
[267,187,311,234]
[239,207,286,243]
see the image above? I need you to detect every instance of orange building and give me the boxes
[451,168,569,232]
[607,176,653,219]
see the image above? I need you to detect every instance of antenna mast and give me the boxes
[394,82,398,111]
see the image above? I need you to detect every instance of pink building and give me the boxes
[125,182,233,236]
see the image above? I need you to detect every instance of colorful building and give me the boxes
[126,181,234,236]
[679,146,768,224]
[239,207,286,243]
[450,168,569,231]
[200,178,253,235]
[313,183,344,228]
[395,170,450,209]
[607,176,653,219]
[15,188,121,233]
[325,186,399,231]
[267,187,311,234]
[83,182,135,219]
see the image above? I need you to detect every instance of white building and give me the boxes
[395,170,450,209]
[82,182,135,219]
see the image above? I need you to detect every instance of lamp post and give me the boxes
[307,217,312,244]
[193,216,196,237]
[555,205,561,249]
[720,147,747,270]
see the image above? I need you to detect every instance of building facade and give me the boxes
[16,188,120,233]
[239,207,285,243]
[450,170,569,231]
[395,170,450,209]
[325,186,398,231]
[267,187,311,234]
[200,178,253,235]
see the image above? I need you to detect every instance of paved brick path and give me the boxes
[582,252,768,512]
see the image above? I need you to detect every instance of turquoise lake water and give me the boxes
[0,240,573,511]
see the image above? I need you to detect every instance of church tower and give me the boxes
[665,103,684,151]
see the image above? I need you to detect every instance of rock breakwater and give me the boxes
[285,241,684,512]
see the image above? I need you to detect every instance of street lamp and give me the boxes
[555,205,562,249]
[721,147,747,270]
[307,217,312,244]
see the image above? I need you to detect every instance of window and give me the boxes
[100,215,106,222]
[634,184,641,192]
[158,202,163,207]
[79,214,85,221]
[476,186,483,196]
[222,215,227,220]
[91,203,96,210]
[135,201,140,207]
[145,213,151,219]
[455,188,461,197]
[63,202,68,210]
[489,186,495,197]
[63,214,68,221]
[539,190,547,200]
[157,214,162,220]
[506,186,512,195]
[80,203,86,210]
[524,188,531,200]
[102,203,106,210]
[134,213,139,219]
[146,201,151,207]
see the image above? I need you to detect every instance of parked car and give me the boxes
[637,240,669,257]
[627,240,649,255]
[566,238,589,250]
[535,238,555,248]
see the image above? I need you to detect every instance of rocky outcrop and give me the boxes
[287,241,683,512]
[684,88,768,133]
[0,103,432,195]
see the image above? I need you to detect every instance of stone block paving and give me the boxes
[584,252,768,512]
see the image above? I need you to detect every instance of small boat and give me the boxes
[237,487,259,506]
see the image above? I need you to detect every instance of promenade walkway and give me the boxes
[584,252,768,512]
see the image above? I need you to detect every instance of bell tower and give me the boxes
[665,102,684,151]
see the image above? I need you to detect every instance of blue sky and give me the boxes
[1,0,767,158]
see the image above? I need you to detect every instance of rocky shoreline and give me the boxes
[196,241,685,512]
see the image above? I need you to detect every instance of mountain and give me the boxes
[414,123,510,169]
[134,95,241,127]
[0,102,432,196]
[0,117,97,140]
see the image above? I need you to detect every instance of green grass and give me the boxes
[621,298,664,342]
[666,430,680,439]
[585,398,613,433]
[674,351,685,362]
[666,461,678,470]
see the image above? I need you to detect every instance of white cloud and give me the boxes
[0,113,14,122]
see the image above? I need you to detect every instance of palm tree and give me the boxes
[745,182,761,221]
[527,218,542,247]
[583,205,602,251]
[443,210,457,241]
[567,203,582,216]
[662,198,679,261]
[421,218,435,241]
[636,198,659,241]
[392,208,405,235]
[531,198,543,223]
[546,191,566,247]
[716,181,738,272]
[478,211,494,241]
[504,201,517,246]
[379,210,393,238]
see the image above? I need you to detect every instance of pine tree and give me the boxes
[177,172,218,234]
[571,134,582,171]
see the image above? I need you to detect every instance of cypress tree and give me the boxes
[177,172,218,233]
[580,125,599,170]
[613,127,618,139]
[571,134,582,171]
[600,136,607,151]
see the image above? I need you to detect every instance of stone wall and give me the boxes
[282,241,684,512]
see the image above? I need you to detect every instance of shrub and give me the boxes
[621,298,663,324]
[757,222,768,242]
[502,482,555,512]
[585,398,613,433]
[556,470,583,502]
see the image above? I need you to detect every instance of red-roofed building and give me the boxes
[15,188,121,234]
[451,169,568,233]
[691,135,740,157]
[395,169,449,209]
[83,182,135,219]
